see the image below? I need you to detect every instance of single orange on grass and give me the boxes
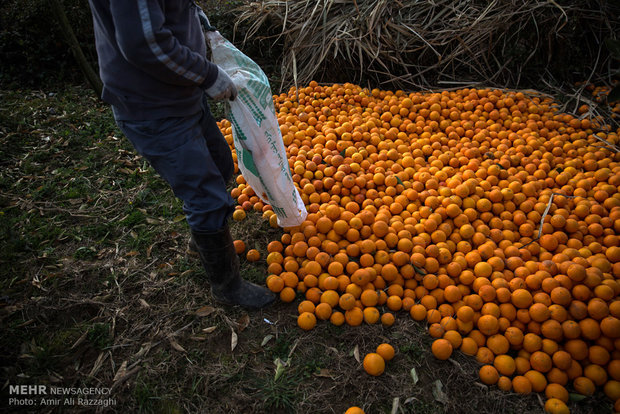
[233,239,246,254]
[363,352,385,376]
[376,343,395,361]
[246,249,260,262]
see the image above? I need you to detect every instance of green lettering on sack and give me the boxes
[233,53,253,70]
[246,79,271,108]
[240,148,259,177]
[239,90,267,126]
[229,113,247,141]
[219,36,252,67]
[272,205,286,218]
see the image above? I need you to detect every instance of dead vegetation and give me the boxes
[236,0,619,92]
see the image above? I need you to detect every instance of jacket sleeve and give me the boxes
[109,0,218,88]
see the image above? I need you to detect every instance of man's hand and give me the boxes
[204,66,238,101]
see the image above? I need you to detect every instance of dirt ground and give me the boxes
[0,86,615,413]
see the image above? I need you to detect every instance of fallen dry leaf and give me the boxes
[313,368,334,378]
[168,337,186,353]
[237,314,250,331]
[261,334,273,346]
[432,380,447,404]
[195,306,216,317]
[190,335,206,341]
[112,360,128,382]
[231,329,238,352]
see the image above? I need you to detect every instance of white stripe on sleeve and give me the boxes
[137,0,205,84]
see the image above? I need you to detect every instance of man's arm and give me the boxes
[109,0,219,89]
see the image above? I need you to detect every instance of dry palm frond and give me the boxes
[235,0,618,91]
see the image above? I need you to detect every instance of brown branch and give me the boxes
[48,0,103,98]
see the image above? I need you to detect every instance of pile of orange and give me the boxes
[574,82,620,121]
[218,82,620,412]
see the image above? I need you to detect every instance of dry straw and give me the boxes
[235,0,617,93]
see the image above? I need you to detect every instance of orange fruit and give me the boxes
[604,380,620,401]
[583,363,607,386]
[608,359,620,381]
[431,338,453,360]
[380,312,395,327]
[386,295,403,311]
[551,350,572,370]
[524,369,547,392]
[315,302,332,321]
[297,300,316,314]
[232,209,246,221]
[266,275,285,293]
[376,343,395,361]
[505,326,524,346]
[443,330,463,349]
[360,289,380,307]
[477,315,499,336]
[344,407,365,414]
[457,305,475,322]
[572,376,595,396]
[345,307,364,326]
[493,354,516,376]
[511,375,532,394]
[246,249,260,262]
[460,337,478,356]
[529,303,550,322]
[297,312,316,331]
[530,351,552,373]
[233,239,246,254]
[279,287,296,303]
[362,353,385,376]
[544,398,569,414]
[546,382,570,403]
[479,364,500,385]
[363,307,380,324]
[601,316,620,338]
[410,304,427,321]
[429,323,445,338]
[320,290,339,308]
[338,293,356,310]
[330,311,345,326]
[487,334,510,355]
[511,289,533,308]
[497,376,512,392]
[267,240,283,253]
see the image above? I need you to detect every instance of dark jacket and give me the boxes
[88,0,219,120]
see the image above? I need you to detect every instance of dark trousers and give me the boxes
[114,98,235,232]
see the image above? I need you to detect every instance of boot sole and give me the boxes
[212,294,275,309]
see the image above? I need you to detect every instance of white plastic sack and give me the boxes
[205,31,307,228]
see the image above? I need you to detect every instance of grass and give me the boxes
[0,84,615,414]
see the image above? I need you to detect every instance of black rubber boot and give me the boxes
[191,225,275,309]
